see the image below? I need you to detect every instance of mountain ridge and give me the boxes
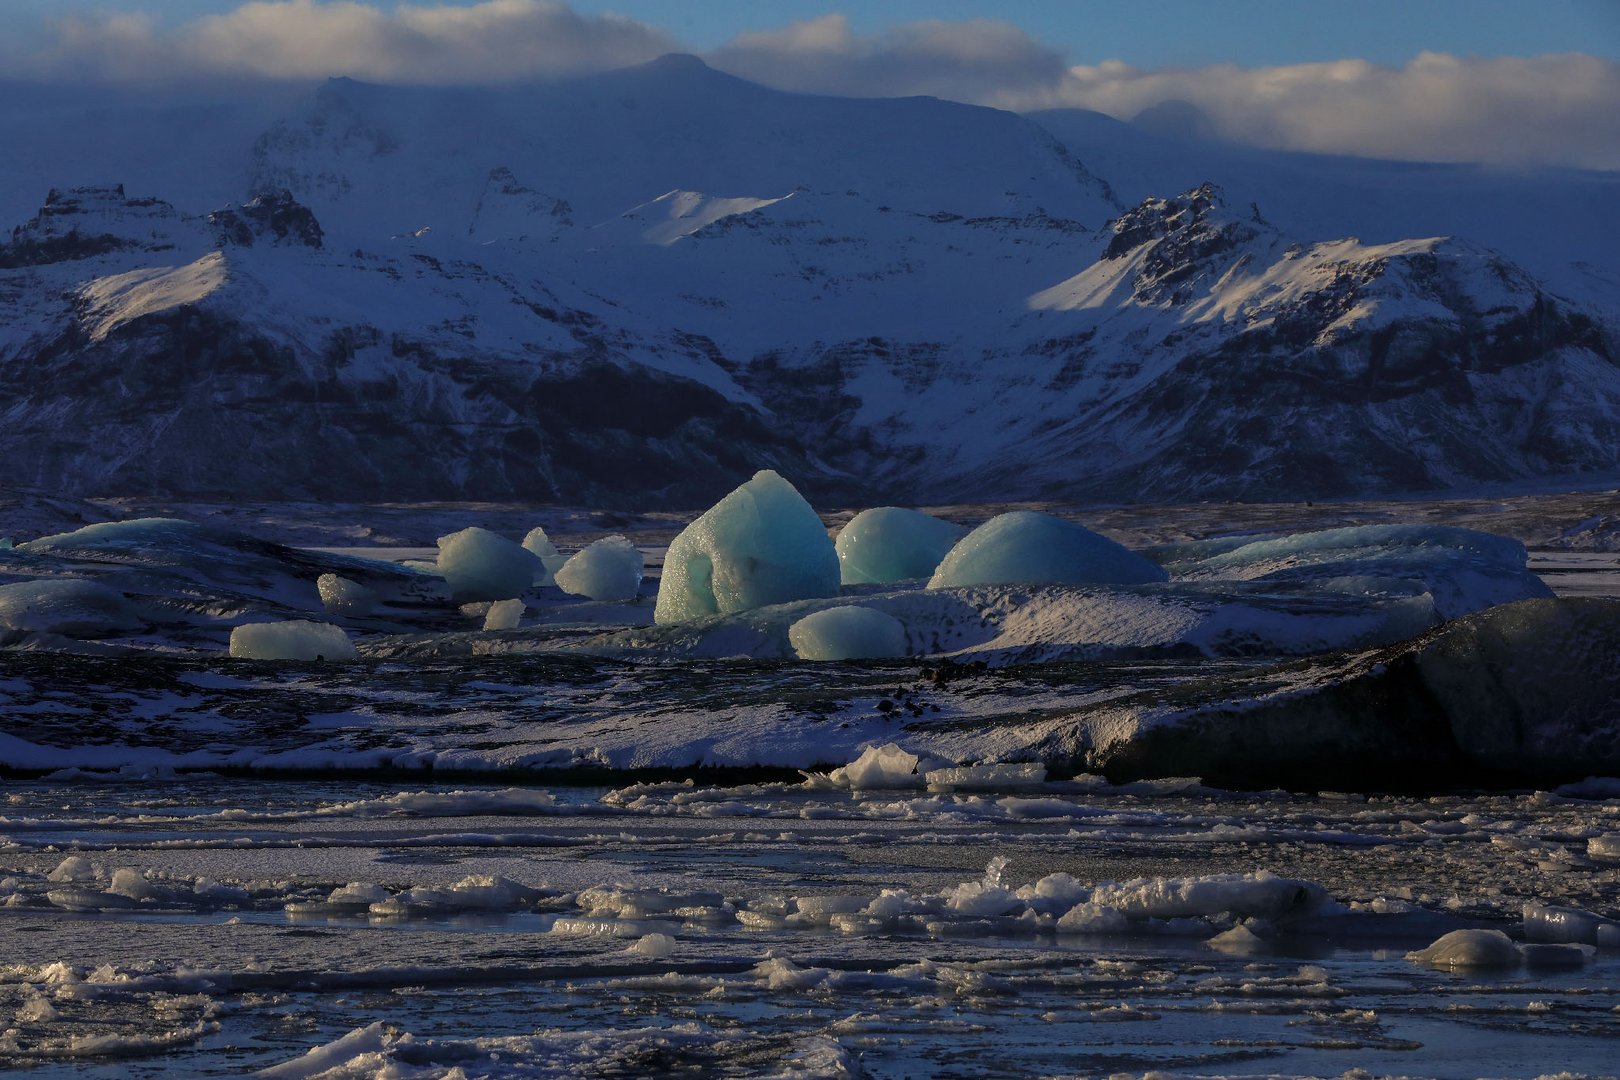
[2,58,1617,506]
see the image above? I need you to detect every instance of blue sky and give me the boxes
[6,0,1618,67]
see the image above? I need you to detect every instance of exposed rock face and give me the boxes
[1071,598,1620,789]
[208,190,324,248]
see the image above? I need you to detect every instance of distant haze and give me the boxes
[1,0,1616,170]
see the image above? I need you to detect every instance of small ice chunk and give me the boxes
[108,868,157,900]
[555,535,643,602]
[654,470,839,624]
[628,932,676,957]
[316,573,376,616]
[928,511,1167,589]
[1086,871,1323,921]
[483,598,525,630]
[828,743,949,790]
[437,526,544,602]
[1589,834,1620,859]
[836,507,966,585]
[1406,928,1523,968]
[522,526,570,585]
[229,620,357,661]
[926,763,1047,792]
[0,579,143,636]
[788,605,907,661]
[1523,902,1620,947]
[47,856,98,883]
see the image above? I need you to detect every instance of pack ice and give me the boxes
[654,470,839,624]
[835,507,965,585]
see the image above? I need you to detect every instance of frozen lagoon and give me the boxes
[2,488,1620,1076]
[4,774,1620,1078]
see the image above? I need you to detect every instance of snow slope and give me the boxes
[1,57,1617,504]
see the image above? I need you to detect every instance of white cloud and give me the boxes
[1033,51,1620,170]
[710,14,1070,103]
[6,3,1617,169]
[15,0,674,84]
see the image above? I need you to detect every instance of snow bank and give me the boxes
[835,506,965,585]
[654,470,839,625]
[229,620,357,661]
[555,535,643,602]
[929,511,1167,589]
[788,605,907,660]
[436,526,543,602]
[0,579,143,636]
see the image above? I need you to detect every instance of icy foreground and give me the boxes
[1,774,1619,1077]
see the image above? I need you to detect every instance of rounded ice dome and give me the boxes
[436,526,544,602]
[835,507,966,585]
[928,511,1167,589]
[788,605,908,661]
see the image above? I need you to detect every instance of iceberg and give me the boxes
[482,598,525,631]
[436,527,544,602]
[555,535,643,602]
[1152,524,1551,620]
[0,579,143,636]
[522,526,569,586]
[835,507,965,585]
[788,605,907,660]
[316,573,376,616]
[929,511,1167,589]
[654,470,839,625]
[229,620,358,661]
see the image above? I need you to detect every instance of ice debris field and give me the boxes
[0,469,1614,786]
[3,473,1620,1075]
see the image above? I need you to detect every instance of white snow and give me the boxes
[228,620,357,661]
[788,605,908,661]
[654,470,839,624]
[554,535,643,602]
[835,506,965,585]
[436,526,543,602]
[929,511,1168,589]
[77,251,229,343]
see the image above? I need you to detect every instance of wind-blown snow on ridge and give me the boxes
[1,57,1617,504]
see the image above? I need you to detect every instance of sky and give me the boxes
[2,0,1617,169]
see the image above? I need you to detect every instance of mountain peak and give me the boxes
[643,53,711,74]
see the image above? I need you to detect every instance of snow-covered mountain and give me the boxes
[2,56,1617,505]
